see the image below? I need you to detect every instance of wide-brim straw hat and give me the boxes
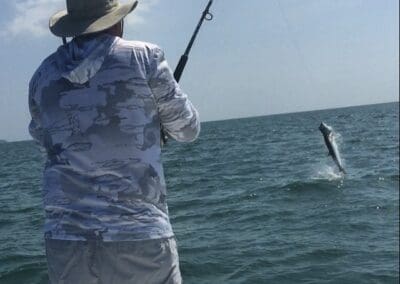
[49,0,138,37]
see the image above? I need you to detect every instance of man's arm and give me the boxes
[148,47,200,142]
[28,74,44,144]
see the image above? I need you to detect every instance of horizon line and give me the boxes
[2,100,398,143]
[201,100,399,124]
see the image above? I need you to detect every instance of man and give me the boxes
[28,0,200,283]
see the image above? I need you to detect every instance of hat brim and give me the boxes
[49,0,138,37]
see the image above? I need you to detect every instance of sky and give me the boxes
[0,0,398,141]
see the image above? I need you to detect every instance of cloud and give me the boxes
[2,0,158,38]
[4,0,64,37]
[125,0,159,28]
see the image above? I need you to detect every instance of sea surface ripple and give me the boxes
[0,102,398,283]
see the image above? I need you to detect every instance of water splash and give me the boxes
[313,165,343,181]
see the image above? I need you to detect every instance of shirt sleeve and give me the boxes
[148,47,200,142]
[28,74,44,144]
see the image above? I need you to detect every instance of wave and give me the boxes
[0,262,47,284]
[279,179,343,192]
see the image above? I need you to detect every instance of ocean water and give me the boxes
[0,102,398,284]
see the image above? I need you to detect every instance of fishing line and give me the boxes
[273,0,327,120]
[274,3,347,173]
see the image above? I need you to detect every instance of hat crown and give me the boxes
[66,0,119,19]
[49,0,137,37]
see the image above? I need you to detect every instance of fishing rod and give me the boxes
[162,0,215,144]
[173,0,214,82]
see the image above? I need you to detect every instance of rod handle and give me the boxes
[161,128,168,146]
[174,55,189,82]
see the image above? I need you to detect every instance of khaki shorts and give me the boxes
[45,237,182,284]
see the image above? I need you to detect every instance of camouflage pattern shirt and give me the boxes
[28,34,200,241]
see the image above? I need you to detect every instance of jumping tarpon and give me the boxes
[319,122,346,174]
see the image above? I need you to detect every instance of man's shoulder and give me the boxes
[38,49,59,71]
[116,39,163,55]
[29,51,59,89]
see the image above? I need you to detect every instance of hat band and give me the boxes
[68,3,119,20]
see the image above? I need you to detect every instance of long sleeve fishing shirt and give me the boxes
[28,34,200,241]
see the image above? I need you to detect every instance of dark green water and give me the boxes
[0,102,398,283]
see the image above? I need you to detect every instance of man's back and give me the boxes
[29,34,200,241]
